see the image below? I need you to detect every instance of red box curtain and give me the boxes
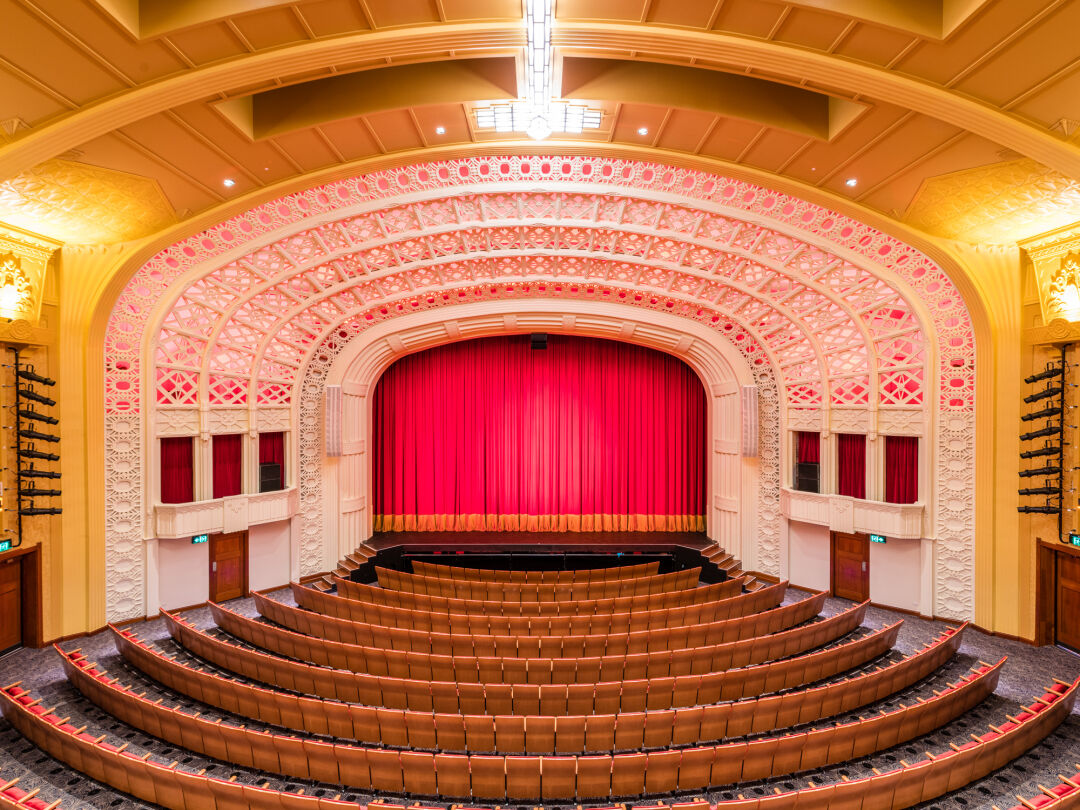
[885,435,919,504]
[212,434,242,499]
[259,432,284,466]
[836,433,866,499]
[160,436,194,504]
[796,431,820,464]
[372,335,706,532]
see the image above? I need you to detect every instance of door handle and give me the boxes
[862,561,867,572]
[212,562,217,572]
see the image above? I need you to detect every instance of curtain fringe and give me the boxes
[373,514,707,532]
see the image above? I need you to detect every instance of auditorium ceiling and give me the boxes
[0,0,1077,246]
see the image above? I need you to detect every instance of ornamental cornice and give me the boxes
[1025,317,1080,347]
[1019,222,1080,264]
[0,318,47,345]
[0,222,61,262]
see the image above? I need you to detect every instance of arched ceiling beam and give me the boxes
[560,58,866,141]
[217,58,519,141]
[2,24,1078,179]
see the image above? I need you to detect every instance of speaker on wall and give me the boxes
[259,462,283,492]
[530,333,548,350]
[794,462,820,493]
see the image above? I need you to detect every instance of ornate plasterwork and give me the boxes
[905,158,1080,246]
[1019,222,1080,326]
[100,155,977,621]
[0,222,60,324]
[0,253,34,321]
[0,159,175,244]
[1026,317,1080,347]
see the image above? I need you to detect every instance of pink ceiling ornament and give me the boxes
[105,155,972,417]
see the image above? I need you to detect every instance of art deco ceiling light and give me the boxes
[474,0,602,139]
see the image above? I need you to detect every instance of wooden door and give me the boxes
[1056,552,1080,652]
[0,557,21,654]
[209,531,248,602]
[831,531,869,602]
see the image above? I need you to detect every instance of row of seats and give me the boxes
[16,671,1080,805]
[8,649,1072,810]
[0,684,361,810]
[412,560,659,581]
[256,590,827,656]
[1003,765,1080,809]
[211,599,870,682]
[160,611,902,709]
[59,646,1008,795]
[375,567,702,602]
[110,623,963,750]
[0,777,59,810]
[332,575,743,615]
[295,579,783,634]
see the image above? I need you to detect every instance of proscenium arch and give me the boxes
[4,24,1079,180]
[317,301,761,576]
[99,154,976,625]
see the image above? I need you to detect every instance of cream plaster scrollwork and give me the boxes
[933,411,977,618]
[206,408,248,435]
[829,408,871,434]
[877,408,925,436]
[256,407,292,432]
[155,409,198,437]
[754,364,782,578]
[103,413,144,621]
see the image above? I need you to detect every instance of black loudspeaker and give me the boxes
[794,462,820,493]
[259,462,283,492]
[530,333,548,350]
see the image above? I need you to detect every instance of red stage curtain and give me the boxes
[837,433,866,499]
[796,431,820,464]
[259,432,284,466]
[212,434,242,499]
[372,335,707,532]
[885,435,919,504]
[160,436,194,504]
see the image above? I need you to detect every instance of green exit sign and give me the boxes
[869,534,887,544]
[0,540,10,553]
[1070,533,1080,547]
[192,534,209,545]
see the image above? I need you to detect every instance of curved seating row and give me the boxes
[160,611,902,709]
[411,560,659,581]
[59,646,1006,796]
[254,590,827,656]
[0,777,59,810]
[113,622,962,748]
[210,599,868,682]
[0,684,359,810]
[374,567,701,601]
[332,575,743,615]
[23,654,1071,810]
[297,579,782,633]
[1004,766,1080,809]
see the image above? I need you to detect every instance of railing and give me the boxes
[153,487,297,538]
[780,488,925,539]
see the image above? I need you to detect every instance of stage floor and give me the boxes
[368,530,711,553]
